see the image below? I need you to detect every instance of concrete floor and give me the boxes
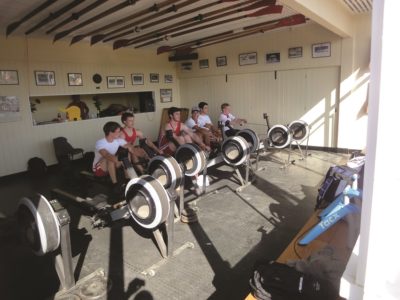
[0,149,349,300]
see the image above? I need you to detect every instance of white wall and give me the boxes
[176,21,370,149]
[0,15,371,176]
[0,36,179,176]
[340,1,400,299]
[180,67,340,147]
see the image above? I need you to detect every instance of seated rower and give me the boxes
[92,121,135,193]
[185,106,213,147]
[198,101,222,142]
[120,112,163,174]
[218,102,247,137]
[159,106,210,155]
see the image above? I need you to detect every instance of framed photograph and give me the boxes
[181,62,192,71]
[150,73,159,83]
[312,42,331,58]
[131,73,144,85]
[216,56,227,67]
[107,76,125,88]
[0,96,21,122]
[266,52,281,63]
[67,73,83,86]
[288,47,303,58]
[239,52,257,66]
[160,88,172,103]
[35,71,55,86]
[164,74,173,83]
[199,59,209,69]
[0,70,19,85]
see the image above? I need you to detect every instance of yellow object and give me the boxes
[60,106,81,121]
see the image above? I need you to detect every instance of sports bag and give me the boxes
[249,261,337,300]
[27,157,47,177]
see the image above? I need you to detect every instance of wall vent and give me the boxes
[342,0,372,14]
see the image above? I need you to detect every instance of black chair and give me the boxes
[53,137,84,163]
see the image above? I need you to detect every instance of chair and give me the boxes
[53,137,84,163]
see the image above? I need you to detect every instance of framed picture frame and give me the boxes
[216,56,227,67]
[131,73,144,85]
[35,71,56,86]
[199,59,209,69]
[181,62,192,71]
[160,88,172,103]
[0,70,19,85]
[67,73,83,86]
[312,42,331,58]
[150,73,159,83]
[164,74,173,83]
[288,47,303,58]
[239,52,257,66]
[266,52,281,63]
[107,76,125,88]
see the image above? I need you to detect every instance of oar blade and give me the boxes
[91,34,106,45]
[6,22,21,36]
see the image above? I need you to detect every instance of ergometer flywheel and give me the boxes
[125,175,170,229]
[148,155,183,190]
[236,129,260,153]
[267,124,291,149]
[288,120,309,142]
[221,136,251,166]
[175,143,206,177]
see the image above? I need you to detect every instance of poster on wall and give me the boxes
[0,96,21,122]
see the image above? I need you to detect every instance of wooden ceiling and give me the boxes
[1,0,310,54]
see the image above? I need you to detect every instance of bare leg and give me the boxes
[182,134,192,143]
[107,160,118,184]
[168,142,177,153]
[130,151,144,175]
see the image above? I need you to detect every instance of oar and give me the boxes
[113,0,272,49]
[189,14,307,50]
[26,0,85,35]
[88,0,192,45]
[6,0,58,36]
[158,14,306,54]
[54,0,140,42]
[195,15,306,49]
[46,0,107,34]
[108,0,246,47]
[131,1,278,47]
[135,5,283,49]
[70,0,181,45]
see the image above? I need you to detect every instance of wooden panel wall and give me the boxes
[179,67,339,147]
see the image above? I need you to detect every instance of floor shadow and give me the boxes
[188,179,317,299]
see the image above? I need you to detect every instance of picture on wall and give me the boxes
[181,62,193,71]
[199,59,209,69]
[68,73,83,86]
[288,47,303,58]
[239,52,257,66]
[164,74,173,83]
[312,42,331,58]
[0,70,19,85]
[35,71,55,86]
[216,56,227,67]
[160,88,172,103]
[131,73,144,85]
[107,76,125,88]
[266,52,281,63]
[150,73,159,83]
[0,96,20,122]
